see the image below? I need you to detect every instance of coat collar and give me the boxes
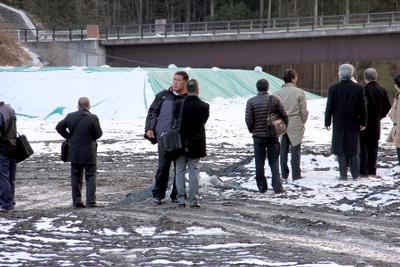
[282,83,297,88]
[257,91,269,95]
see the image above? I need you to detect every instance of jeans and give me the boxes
[337,154,360,179]
[175,155,199,205]
[280,134,301,179]
[152,143,178,200]
[0,153,16,210]
[360,134,379,176]
[397,148,400,166]
[253,137,283,192]
[71,163,97,206]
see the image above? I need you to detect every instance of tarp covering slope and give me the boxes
[0,67,320,120]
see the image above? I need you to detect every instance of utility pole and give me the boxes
[210,0,215,21]
[267,0,271,27]
[186,0,191,23]
[314,0,318,26]
[139,0,143,25]
[260,0,264,19]
[345,0,350,24]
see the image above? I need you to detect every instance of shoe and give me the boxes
[190,204,201,208]
[370,174,382,178]
[0,207,9,213]
[292,177,303,181]
[87,203,101,208]
[171,198,178,203]
[337,176,348,181]
[274,188,286,194]
[153,198,162,205]
[259,187,268,193]
[178,204,186,208]
[73,203,86,209]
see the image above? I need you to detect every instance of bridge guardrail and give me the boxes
[13,10,400,42]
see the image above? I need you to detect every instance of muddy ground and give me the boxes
[1,142,400,267]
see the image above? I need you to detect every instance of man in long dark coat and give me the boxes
[360,68,391,177]
[56,97,103,208]
[325,64,367,180]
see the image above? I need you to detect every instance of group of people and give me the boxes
[1,65,400,212]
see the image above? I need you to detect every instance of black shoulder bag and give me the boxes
[15,132,34,163]
[159,99,185,160]
[61,115,85,162]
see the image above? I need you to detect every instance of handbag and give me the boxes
[159,99,185,160]
[266,95,287,136]
[15,133,34,163]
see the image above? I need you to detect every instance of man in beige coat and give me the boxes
[274,69,308,181]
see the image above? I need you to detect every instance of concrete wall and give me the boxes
[25,40,106,66]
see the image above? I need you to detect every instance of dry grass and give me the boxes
[0,31,32,66]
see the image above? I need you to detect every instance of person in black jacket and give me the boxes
[145,71,188,205]
[175,79,209,208]
[245,79,288,194]
[325,64,367,180]
[360,68,391,177]
[56,97,103,208]
[0,101,17,212]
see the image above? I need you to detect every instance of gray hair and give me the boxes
[338,64,355,80]
[364,68,377,82]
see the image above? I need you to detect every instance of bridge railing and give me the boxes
[14,10,400,42]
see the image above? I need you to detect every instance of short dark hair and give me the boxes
[186,79,199,94]
[283,68,297,83]
[256,79,269,92]
[394,73,400,88]
[174,71,189,81]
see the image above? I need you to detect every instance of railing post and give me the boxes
[237,24,240,34]
[212,23,215,35]
[164,23,167,37]
[80,27,83,40]
[117,26,120,39]
[188,23,191,36]
[106,27,109,39]
[52,29,55,41]
[261,20,265,33]
[24,29,27,42]
[140,25,144,38]
[36,29,39,42]
[69,29,72,40]
[287,20,290,32]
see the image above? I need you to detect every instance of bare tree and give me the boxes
[314,0,318,26]
[260,0,264,19]
[210,0,215,20]
[186,0,191,23]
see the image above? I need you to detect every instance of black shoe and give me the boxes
[171,198,178,203]
[178,203,186,208]
[274,188,286,194]
[190,204,201,208]
[73,203,86,209]
[87,203,102,208]
[337,176,348,181]
[292,177,303,181]
[153,198,162,205]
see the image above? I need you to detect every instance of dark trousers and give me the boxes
[280,134,301,179]
[397,148,400,166]
[152,143,178,200]
[359,135,379,176]
[0,153,16,210]
[71,163,97,206]
[337,154,360,179]
[253,137,283,192]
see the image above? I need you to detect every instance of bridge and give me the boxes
[6,10,400,67]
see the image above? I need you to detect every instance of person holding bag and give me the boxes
[245,79,288,194]
[56,97,103,208]
[175,79,209,208]
[388,73,400,166]
[0,101,17,212]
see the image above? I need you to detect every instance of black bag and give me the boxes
[61,140,69,162]
[266,95,287,137]
[15,134,34,163]
[159,99,185,160]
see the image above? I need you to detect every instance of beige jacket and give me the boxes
[388,95,400,147]
[274,83,308,146]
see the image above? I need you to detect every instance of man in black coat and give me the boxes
[145,71,188,205]
[325,64,367,180]
[56,97,103,208]
[175,79,209,208]
[0,101,17,212]
[245,79,288,194]
[360,68,391,177]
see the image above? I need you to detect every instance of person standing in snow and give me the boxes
[359,68,390,178]
[245,79,288,194]
[274,69,308,181]
[388,73,400,166]
[0,101,17,213]
[175,79,209,208]
[56,97,103,208]
[144,71,188,205]
[325,64,367,180]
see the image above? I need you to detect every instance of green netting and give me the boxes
[146,68,322,101]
